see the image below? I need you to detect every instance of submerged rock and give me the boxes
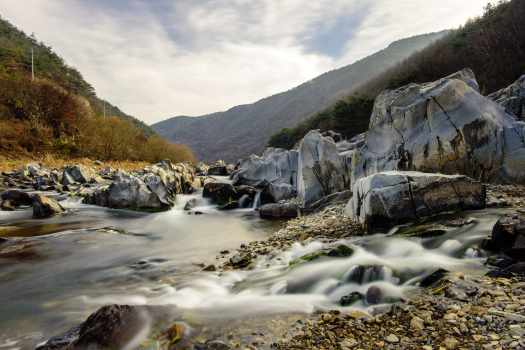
[340,291,363,306]
[347,171,486,233]
[32,194,64,218]
[352,69,525,184]
[297,130,349,207]
[0,189,32,207]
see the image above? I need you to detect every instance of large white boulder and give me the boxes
[297,130,350,206]
[352,69,525,184]
[346,171,486,233]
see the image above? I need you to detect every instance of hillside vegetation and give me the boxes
[269,0,525,149]
[0,16,195,163]
[153,32,447,162]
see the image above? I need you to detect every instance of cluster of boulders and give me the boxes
[0,189,64,218]
[84,161,197,211]
[231,69,525,231]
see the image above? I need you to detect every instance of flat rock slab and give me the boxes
[346,171,486,233]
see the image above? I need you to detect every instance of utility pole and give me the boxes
[31,47,35,81]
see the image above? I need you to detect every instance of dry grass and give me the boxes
[0,153,150,172]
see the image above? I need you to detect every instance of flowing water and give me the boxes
[0,184,510,349]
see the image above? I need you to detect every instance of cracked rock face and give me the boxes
[489,74,525,121]
[232,148,298,202]
[352,69,525,184]
[346,171,486,233]
[297,130,350,207]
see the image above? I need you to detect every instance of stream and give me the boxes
[0,183,509,349]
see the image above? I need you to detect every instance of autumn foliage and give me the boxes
[0,75,196,163]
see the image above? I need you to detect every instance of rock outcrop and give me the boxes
[297,131,350,207]
[347,171,486,233]
[351,69,525,184]
[32,194,64,218]
[84,161,196,211]
[233,148,298,202]
[489,74,525,120]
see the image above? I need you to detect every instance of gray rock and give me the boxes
[63,165,96,184]
[142,173,176,207]
[184,198,198,211]
[84,173,167,211]
[484,213,525,261]
[297,130,350,207]
[259,203,299,219]
[0,189,32,207]
[489,74,525,120]
[203,182,238,206]
[347,171,486,233]
[352,69,525,184]
[32,194,64,218]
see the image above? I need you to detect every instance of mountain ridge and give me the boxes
[153,31,448,162]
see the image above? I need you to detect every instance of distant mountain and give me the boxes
[153,31,448,162]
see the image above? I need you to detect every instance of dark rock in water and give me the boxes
[235,185,257,199]
[0,200,15,211]
[203,182,238,206]
[37,305,148,350]
[340,291,363,306]
[195,340,231,350]
[207,165,229,176]
[32,194,65,219]
[484,213,525,261]
[419,268,449,287]
[218,200,239,210]
[230,253,252,268]
[347,265,388,284]
[365,286,383,305]
[238,194,252,208]
[485,255,516,269]
[327,244,354,258]
[0,189,32,207]
[184,198,198,211]
[259,203,298,219]
[203,264,217,272]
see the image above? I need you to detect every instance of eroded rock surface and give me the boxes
[489,74,525,120]
[297,130,350,207]
[352,69,525,184]
[347,171,486,233]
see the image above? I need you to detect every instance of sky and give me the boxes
[1,0,489,124]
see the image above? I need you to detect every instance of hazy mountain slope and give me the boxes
[153,31,448,162]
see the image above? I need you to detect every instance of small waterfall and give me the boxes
[252,191,262,209]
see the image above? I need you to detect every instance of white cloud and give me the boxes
[0,0,488,124]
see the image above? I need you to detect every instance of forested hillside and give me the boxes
[269,0,525,149]
[0,16,195,163]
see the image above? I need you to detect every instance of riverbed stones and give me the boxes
[297,130,350,207]
[351,69,525,184]
[32,194,64,218]
[347,171,486,233]
[62,165,96,184]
